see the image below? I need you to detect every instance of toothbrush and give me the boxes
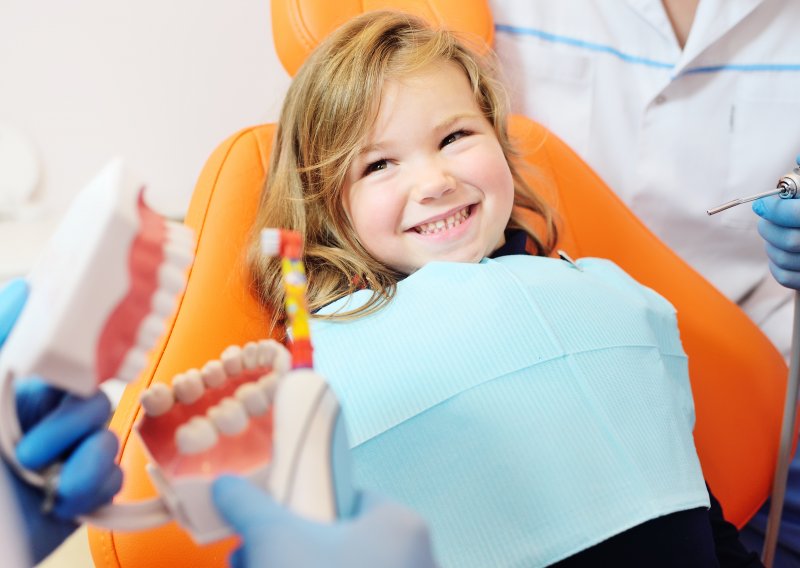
[259,228,314,369]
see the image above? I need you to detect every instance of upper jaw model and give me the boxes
[0,158,194,397]
[0,181,353,543]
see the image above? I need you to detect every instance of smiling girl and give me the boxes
[247,11,759,568]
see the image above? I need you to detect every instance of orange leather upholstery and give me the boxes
[89,1,788,566]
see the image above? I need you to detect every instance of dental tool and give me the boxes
[0,159,195,530]
[707,164,800,215]
[706,160,800,568]
[134,228,354,544]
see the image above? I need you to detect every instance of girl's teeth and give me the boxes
[201,360,226,388]
[173,370,205,404]
[141,383,175,416]
[415,206,470,235]
[175,416,218,454]
[208,398,249,436]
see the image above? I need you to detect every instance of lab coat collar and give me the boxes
[624,0,679,48]
[676,0,764,75]
[625,0,765,76]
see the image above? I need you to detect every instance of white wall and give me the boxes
[0,1,291,276]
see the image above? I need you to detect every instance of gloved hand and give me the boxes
[212,475,437,568]
[753,155,800,290]
[0,279,123,563]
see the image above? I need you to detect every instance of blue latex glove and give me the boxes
[212,475,437,568]
[753,155,800,290]
[0,279,123,563]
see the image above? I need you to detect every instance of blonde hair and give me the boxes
[249,10,557,331]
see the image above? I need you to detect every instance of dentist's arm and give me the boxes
[212,476,437,568]
[753,156,800,289]
[0,279,123,564]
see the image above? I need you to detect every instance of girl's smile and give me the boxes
[342,60,515,275]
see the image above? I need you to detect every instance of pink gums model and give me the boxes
[0,159,194,396]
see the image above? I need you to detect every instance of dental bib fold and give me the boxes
[312,256,708,568]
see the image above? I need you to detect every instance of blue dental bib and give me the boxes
[311,256,708,567]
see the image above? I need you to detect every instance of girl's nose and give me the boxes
[412,159,455,202]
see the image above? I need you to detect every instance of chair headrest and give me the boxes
[271,0,495,76]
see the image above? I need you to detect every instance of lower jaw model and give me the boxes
[138,339,352,543]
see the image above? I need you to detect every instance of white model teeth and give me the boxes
[164,240,194,271]
[201,360,226,388]
[235,382,270,416]
[414,206,470,235]
[258,339,291,373]
[151,289,179,319]
[116,347,149,383]
[175,416,218,454]
[208,397,249,436]
[158,262,189,295]
[166,221,195,248]
[141,383,174,416]
[242,341,259,369]
[258,371,282,400]
[172,369,204,404]
[159,340,293,457]
[137,314,166,349]
[221,345,244,376]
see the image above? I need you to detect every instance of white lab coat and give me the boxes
[491,0,800,356]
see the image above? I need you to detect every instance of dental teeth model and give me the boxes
[0,167,353,542]
[0,159,195,529]
[138,339,289,476]
[134,229,354,544]
[0,159,194,395]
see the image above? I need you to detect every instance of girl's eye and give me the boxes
[363,159,389,176]
[440,129,470,148]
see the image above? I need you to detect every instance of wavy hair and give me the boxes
[249,10,557,332]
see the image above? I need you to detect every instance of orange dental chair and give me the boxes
[88,1,789,566]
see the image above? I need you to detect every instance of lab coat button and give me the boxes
[654,94,667,105]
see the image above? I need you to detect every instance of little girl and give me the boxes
[249,11,760,568]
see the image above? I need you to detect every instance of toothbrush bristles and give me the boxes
[260,229,280,257]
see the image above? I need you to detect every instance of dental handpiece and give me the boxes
[707,164,800,215]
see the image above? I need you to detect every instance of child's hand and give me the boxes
[753,155,800,289]
[212,475,436,568]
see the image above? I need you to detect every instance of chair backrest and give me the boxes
[89,1,789,566]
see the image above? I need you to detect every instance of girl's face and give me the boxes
[342,60,515,275]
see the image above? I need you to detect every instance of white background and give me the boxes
[0,0,292,278]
